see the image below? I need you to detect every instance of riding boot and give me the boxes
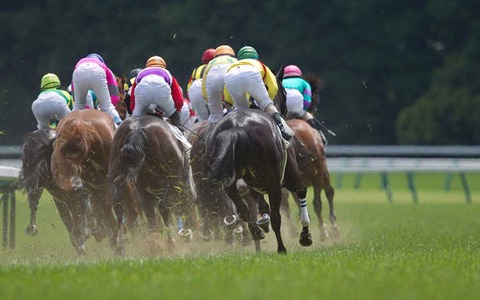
[271,112,293,142]
[306,119,328,146]
[169,110,184,132]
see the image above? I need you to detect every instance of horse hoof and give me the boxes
[299,232,313,247]
[256,214,270,233]
[75,245,86,256]
[178,229,193,242]
[330,226,340,239]
[25,225,38,236]
[201,230,214,242]
[114,246,126,256]
[91,227,107,242]
[248,223,265,241]
[277,247,287,254]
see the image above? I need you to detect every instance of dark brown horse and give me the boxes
[19,129,76,236]
[51,109,117,254]
[285,119,338,239]
[109,115,196,255]
[205,73,313,254]
[187,121,249,245]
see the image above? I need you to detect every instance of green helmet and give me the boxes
[41,73,61,90]
[237,46,259,60]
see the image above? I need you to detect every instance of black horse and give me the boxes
[19,129,74,236]
[205,74,313,254]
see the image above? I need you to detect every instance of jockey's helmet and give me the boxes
[284,65,303,78]
[86,53,105,63]
[214,45,235,57]
[129,68,142,79]
[146,56,166,68]
[237,46,259,60]
[41,73,61,90]
[201,48,216,64]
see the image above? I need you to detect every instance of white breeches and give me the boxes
[225,65,273,111]
[286,88,307,118]
[132,75,175,117]
[32,92,71,129]
[72,62,120,120]
[188,79,209,121]
[205,64,230,124]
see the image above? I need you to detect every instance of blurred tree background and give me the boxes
[1,0,479,145]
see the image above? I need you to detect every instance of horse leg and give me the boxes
[324,182,339,238]
[312,184,328,241]
[157,194,176,250]
[268,188,287,254]
[89,193,109,243]
[249,190,271,233]
[69,194,89,255]
[296,187,313,247]
[112,183,131,255]
[25,189,42,236]
[224,185,264,246]
[52,197,73,233]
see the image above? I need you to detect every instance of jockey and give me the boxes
[129,56,184,131]
[71,53,123,125]
[223,45,294,143]
[186,48,215,121]
[283,65,328,145]
[32,73,73,129]
[202,45,237,124]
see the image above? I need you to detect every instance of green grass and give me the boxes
[0,172,479,300]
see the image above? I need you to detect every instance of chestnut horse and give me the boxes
[51,109,117,254]
[109,115,196,255]
[285,119,338,239]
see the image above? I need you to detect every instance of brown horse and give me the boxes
[51,109,117,254]
[115,76,128,120]
[19,129,77,236]
[109,115,196,255]
[285,119,338,239]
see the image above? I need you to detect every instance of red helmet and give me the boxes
[284,65,303,78]
[201,48,215,64]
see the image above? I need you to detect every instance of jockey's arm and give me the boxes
[170,77,184,111]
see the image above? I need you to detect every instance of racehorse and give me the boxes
[205,75,313,254]
[115,76,128,120]
[19,129,76,236]
[51,109,117,254]
[187,121,249,245]
[109,115,196,255]
[285,119,338,240]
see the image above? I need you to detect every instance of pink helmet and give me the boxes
[201,48,215,64]
[284,65,302,78]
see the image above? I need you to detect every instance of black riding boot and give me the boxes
[271,112,292,142]
[306,118,328,146]
[169,110,184,132]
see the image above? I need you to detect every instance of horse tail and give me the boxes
[207,127,249,187]
[19,130,54,192]
[119,126,147,184]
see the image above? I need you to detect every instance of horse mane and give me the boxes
[305,73,325,114]
[19,130,55,191]
[207,127,249,187]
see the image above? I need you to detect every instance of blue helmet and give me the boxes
[86,53,104,63]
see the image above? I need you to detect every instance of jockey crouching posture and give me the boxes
[224,46,294,143]
[202,45,238,125]
[32,73,73,129]
[283,65,328,145]
[129,56,192,151]
[187,48,215,122]
[71,53,123,126]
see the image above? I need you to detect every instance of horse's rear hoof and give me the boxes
[75,245,86,256]
[25,225,38,236]
[201,229,214,242]
[277,246,287,254]
[257,214,270,233]
[299,231,313,247]
[114,246,126,256]
[248,224,265,241]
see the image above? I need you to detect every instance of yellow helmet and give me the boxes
[41,73,61,90]
[214,45,235,57]
[146,56,166,68]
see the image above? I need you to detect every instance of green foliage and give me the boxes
[1,1,479,145]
